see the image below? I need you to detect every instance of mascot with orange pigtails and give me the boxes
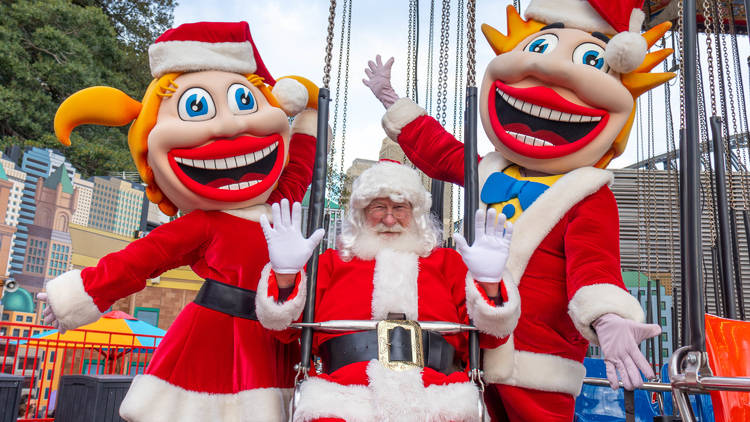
[364,1,675,420]
[36,21,322,422]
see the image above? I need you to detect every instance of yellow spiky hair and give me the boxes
[481,6,675,168]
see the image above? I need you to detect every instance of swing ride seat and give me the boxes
[704,313,750,422]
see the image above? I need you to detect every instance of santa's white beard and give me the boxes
[350,224,427,260]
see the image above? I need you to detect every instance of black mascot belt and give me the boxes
[193,278,257,320]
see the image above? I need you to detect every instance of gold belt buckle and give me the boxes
[376,320,424,371]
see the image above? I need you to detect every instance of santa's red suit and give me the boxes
[256,246,521,422]
[381,100,646,421]
[43,130,316,422]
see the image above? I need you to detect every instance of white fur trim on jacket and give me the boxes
[119,374,291,422]
[293,360,481,422]
[44,269,102,331]
[381,98,427,141]
[479,152,614,284]
[465,273,520,338]
[371,249,419,320]
[524,0,615,34]
[148,41,256,78]
[483,337,587,397]
[568,283,645,344]
[273,78,309,116]
[255,263,307,331]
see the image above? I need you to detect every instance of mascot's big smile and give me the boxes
[168,134,285,202]
[489,80,609,159]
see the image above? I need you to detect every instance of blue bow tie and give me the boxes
[481,172,549,218]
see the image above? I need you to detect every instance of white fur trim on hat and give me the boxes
[382,98,427,141]
[255,263,307,331]
[568,283,645,345]
[293,361,481,421]
[148,40,256,78]
[524,0,615,33]
[350,161,431,212]
[44,269,102,331]
[465,274,520,338]
[273,78,309,116]
[119,374,290,422]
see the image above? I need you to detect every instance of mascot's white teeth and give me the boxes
[506,130,554,147]
[174,142,278,170]
[218,180,261,190]
[496,88,601,124]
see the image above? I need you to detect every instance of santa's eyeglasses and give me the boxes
[365,202,412,219]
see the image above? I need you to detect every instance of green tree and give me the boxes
[0,0,174,177]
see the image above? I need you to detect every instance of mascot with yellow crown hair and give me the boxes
[364,1,675,420]
[37,21,322,422]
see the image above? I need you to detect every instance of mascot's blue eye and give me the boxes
[177,87,216,121]
[228,83,257,114]
[524,33,558,55]
[572,42,609,72]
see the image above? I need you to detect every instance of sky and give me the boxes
[172,0,750,173]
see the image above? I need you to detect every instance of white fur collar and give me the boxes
[222,203,272,222]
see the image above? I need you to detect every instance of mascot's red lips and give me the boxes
[489,81,609,159]
[168,134,284,202]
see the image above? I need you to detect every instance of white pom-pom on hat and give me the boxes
[604,9,647,74]
[272,78,309,116]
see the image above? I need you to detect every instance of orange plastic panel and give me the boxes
[705,313,750,422]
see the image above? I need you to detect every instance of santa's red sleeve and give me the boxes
[565,186,645,345]
[267,109,318,204]
[382,98,479,186]
[44,210,212,330]
[444,249,519,349]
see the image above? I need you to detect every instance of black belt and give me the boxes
[318,328,456,375]
[193,278,257,320]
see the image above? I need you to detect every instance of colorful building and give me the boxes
[87,176,146,237]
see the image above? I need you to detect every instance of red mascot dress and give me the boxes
[43,21,322,422]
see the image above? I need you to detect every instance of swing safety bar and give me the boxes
[291,320,479,334]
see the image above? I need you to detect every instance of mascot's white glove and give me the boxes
[452,208,513,283]
[36,292,66,334]
[260,199,325,274]
[362,55,400,109]
[593,313,662,390]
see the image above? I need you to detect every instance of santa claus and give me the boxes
[255,161,521,421]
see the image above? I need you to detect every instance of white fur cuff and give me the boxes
[44,269,102,331]
[568,283,645,345]
[255,263,307,331]
[381,98,426,141]
[465,273,520,338]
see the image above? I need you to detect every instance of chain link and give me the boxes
[678,0,686,126]
[453,0,465,220]
[436,0,451,126]
[466,0,476,87]
[339,0,353,183]
[322,0,337,89]
[715,0,737,209]
[727,0,750,206]
[406,0,416,100]
[329,0,348,188]
[703,0,718,115]
[426,0,436,113]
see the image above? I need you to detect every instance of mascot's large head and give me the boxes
[54,22,317,215]
[479,0,675,174]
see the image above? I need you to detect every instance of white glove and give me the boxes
[260,199,325,274]
[36,292,66,334]
[593,313,662,390]
[362,55,400,109]
[453,208,513,283]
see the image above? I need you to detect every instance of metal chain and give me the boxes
[677,0,686,126]
[453,0,465,220]
[513,0,520,11]
[648,89,660,273]
[406,0,416,100]
[322,0,337,89]
[703,0,718,115]
[436,0,451,126]
[466,0,476,87]
[426,0,436,113]
[339,0,353,184]
[727,0,750,206]
[715,0,737,209]
[662,42,679,321]
[329,0,349,188]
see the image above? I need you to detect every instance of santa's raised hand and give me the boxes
[453,208,513,283]
[363,55,400,109]
[260,199,325,275]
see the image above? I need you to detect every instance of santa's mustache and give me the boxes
[373,223,405,233]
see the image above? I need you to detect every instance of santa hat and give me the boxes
[349,160,431,213]
[148,21,309,115]
[524,0,647,73]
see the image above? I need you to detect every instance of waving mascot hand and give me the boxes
[36,21,322,422]
[365,1,673,420]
